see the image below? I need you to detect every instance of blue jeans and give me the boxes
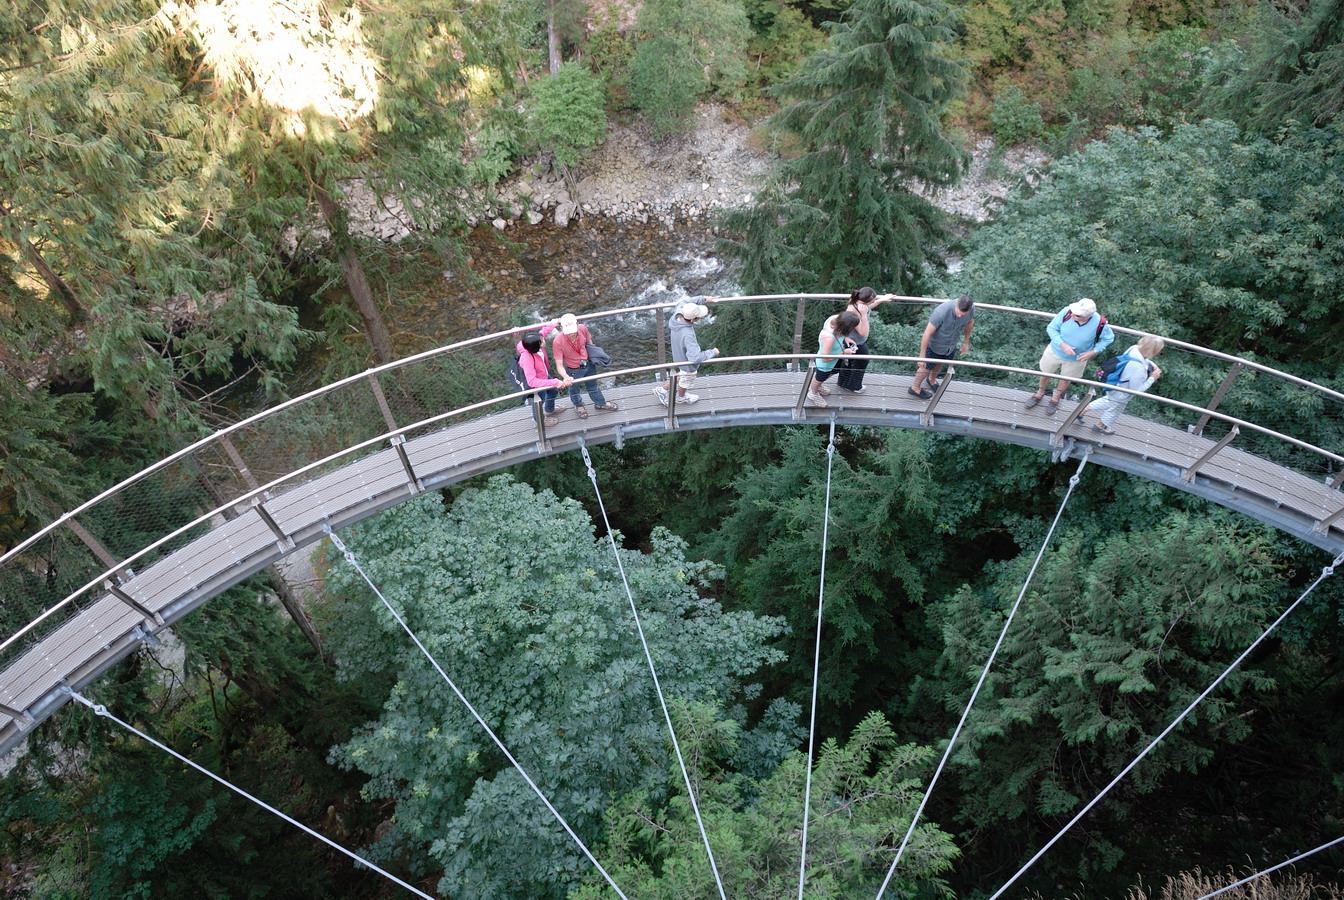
[535,387,559,414]
[564,360,608,407]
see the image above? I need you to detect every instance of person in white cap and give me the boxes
[542,312,618,419]
[654,298,719,406]
[1025,297,1115,415]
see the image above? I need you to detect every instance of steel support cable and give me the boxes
[875,450,1093,900]
[320,525,632,900]
[63,689,439,900]
[1192,834,1344,900]
[987,547,1344,900]
[576,438,729,900]
[798,414,840,900]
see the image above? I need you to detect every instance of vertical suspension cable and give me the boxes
[576,438,729,900]
[1193,834,1344,900]
[322,525,632,900]
[875,450,1091,900]
[986,547,1344,900]
[798,413,840,900]
[64,689,440,900]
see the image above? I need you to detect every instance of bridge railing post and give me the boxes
[666,371,681,428]
[1190,362,1243,436]
[790,298,806,373]
[920,365,956,427]
[1051,388,1096,447]
[793,364,819,418]
[1183,425,1240,482]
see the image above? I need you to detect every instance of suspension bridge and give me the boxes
[2,295,1342,897]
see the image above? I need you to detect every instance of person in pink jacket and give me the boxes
[516,332,573,426]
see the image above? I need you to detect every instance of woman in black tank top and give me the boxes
[835,286,892,393]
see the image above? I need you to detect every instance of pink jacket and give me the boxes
[515,340,562,389]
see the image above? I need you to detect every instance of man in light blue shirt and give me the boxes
[1024,297,1115,415]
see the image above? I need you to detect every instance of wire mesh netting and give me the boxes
[1,294,1341,704]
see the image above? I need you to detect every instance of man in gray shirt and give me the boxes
[910,295,974,400]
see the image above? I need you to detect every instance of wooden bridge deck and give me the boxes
[2,370,1341,756]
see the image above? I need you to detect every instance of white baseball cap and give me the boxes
[559,313,579,334]
[1069,297,1097,318]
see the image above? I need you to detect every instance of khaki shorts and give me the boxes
[1039,346,1086,379]
[671,370,697,389]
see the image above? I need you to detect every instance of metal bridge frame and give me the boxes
[1,295,1342,757]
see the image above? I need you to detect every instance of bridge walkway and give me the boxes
[1,367,1341,756]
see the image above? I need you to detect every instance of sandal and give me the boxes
[543,415,559,427]
[595,402,619,411]
[1024,393,1044,409]
[575,406,589,419]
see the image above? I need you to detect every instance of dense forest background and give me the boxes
[2,0,1343,897]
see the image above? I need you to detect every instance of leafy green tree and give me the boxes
[630,0,751,136]
[528,62,609,169]
[325,477,793,900]
[990,84,1045,145]
[720,0,968,297]
[910,514,1285,882]
[573,708,959,900]
[935,120,1344,453]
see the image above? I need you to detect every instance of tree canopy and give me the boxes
[324,477,795,899]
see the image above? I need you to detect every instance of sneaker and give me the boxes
[1024,393,1043,409]
[908,386,933,400]
[679,392,700,404]
[653,385,669,406]
[815,383,832,396]
[805,391,828,407]
[842,385,866,394]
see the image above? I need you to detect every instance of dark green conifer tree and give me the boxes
[720,0,968,296]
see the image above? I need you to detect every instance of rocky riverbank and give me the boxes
[340,104,1047,241]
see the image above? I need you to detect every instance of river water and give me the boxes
[403,217,736,357]
[265,216,739,405]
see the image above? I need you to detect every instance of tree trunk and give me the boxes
[21,240,84,322]
[314,183,396,365]
[0,203,85,322]
[547,0,561,74]
[269,569,331,665]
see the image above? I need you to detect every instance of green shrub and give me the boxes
[527,62,608,168]
[989,85,1043,146]
[466,108,524,188]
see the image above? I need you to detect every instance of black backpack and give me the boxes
[507,354,531,405]
[1094,351,1141,389]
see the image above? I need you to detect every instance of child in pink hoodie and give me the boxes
[516,331,572,426]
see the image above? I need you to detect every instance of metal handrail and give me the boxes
[3,294,1340,571]
[2,350,1339,661]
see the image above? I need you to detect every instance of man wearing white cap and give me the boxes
[654,298,719,406]
[543,312,618,419]
[1025,297,1115,415]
